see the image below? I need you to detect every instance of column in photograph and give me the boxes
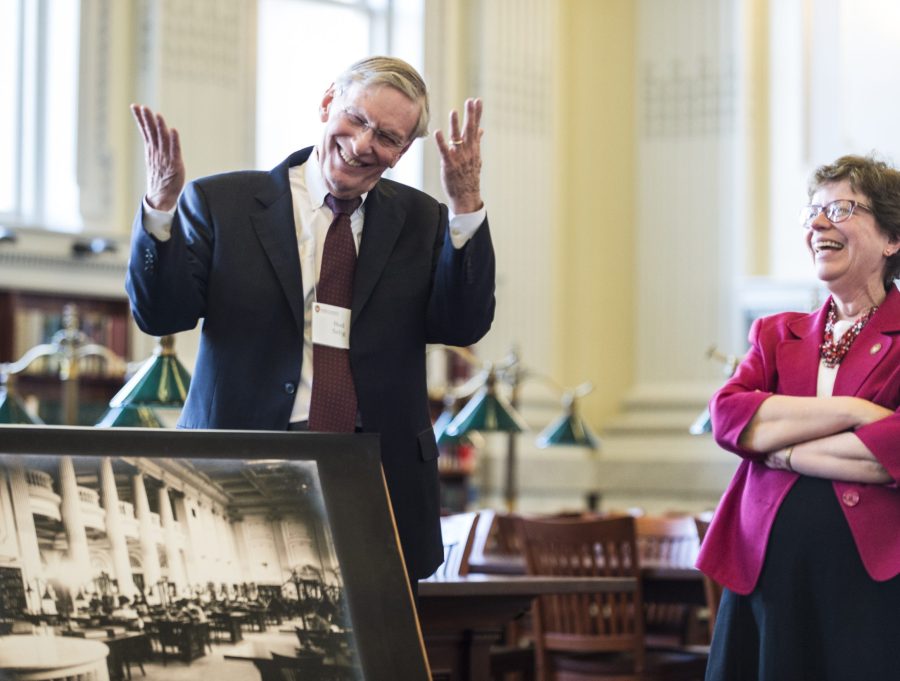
[269,513,290,590]
[221,512,243,589]
[58,456,92,587]
[99,457,136,598]
[173,495,200,594]
[132,473,162,598]
[7,460,45,612]
[158,485,187,596]
[231,517,253,589]
[214,508,237,594]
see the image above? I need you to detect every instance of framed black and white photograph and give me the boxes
[0,426,430,681]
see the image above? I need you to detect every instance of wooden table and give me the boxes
[0,635,111,681]
[224,635,358,681]
[63,629,150,681]
[469,554,707,606]
[417,574,636,681]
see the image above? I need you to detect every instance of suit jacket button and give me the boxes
[842,490,860,507]
[284,382,296,395]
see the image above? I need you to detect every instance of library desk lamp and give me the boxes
[534,383,600,449]
[1,304,126,425]
[440,346,598,511]
[689,345,740,435]
[96,335,191,428]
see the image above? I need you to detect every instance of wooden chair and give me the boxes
[693,513,723,642]
[518,515,707,681]
[634,515,703,649]
[270,650,328,681]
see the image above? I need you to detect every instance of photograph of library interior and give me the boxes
[2,1,899,680]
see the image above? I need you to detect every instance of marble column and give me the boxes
[99,458,135,598]
[173,496,199,591]
[132,473,161,595]
[158,485,186,594]
[59,456,92,587]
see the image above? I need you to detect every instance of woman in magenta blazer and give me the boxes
[698,155,900,681]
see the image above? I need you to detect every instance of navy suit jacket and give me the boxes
[126,147,496,579]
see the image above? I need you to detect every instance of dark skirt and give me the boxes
[705,475,900,681]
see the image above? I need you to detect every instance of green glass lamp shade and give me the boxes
[109,336,191,407]
[0,386,44,424]
[446,386,528,436]
[95,405,164,428]
[535,412,600,449]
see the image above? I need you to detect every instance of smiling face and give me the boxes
[316,82,420,200]
[806,180,898,297]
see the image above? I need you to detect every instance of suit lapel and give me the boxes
[777,301,830,397]
[352,180,406,324]
[833,286,900,396]
[251,148,313,333]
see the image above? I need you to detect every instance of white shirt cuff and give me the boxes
[447,206,487,249]
[142,197,176,242]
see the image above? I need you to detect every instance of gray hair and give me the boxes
[809,153,900,290]
[333,56,430,140]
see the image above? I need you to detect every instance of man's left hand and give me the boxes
[434,98,484,215]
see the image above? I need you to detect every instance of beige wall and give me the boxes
[556,0,636,427]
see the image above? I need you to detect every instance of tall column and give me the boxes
[173,496,199,591]
[59,456,92,587]
[269,514,290,587]
[158,485,186,594]
[99,457,135,598]
[7,460,45,612]
[132,473,161,594]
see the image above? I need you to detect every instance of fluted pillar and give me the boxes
[132,473,161,594]
[269,514,290,586]
[7,460,45,612]
[158,485,186,594]
[99,458,135,598]
[59,456,92,587]
[173,496,199,590]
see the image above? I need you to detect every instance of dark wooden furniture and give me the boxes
[517,515,707,680]
[693,514,723,641]
[418,575,636,681]
[145,619,209,664]
[224,637,357,681]
[635,515,703,647]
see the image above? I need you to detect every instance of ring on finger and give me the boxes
[449,138,463,146]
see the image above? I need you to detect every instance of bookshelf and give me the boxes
[0,290,130,425]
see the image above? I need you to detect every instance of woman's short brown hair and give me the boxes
[809,154,900,290]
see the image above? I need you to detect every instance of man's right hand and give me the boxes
[130,104,185,212]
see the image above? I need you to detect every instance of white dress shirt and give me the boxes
[142,148,486,423]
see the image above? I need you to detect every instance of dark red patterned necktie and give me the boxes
[308,194,362,432]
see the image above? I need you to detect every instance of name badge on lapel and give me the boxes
[312,302,351,349]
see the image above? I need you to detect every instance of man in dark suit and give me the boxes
[126,57,495,584]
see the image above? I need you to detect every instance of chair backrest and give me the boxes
[433,511,480,578]
[694,512,723,641]
[634,514,700,568]
[271,650,325,681]
[491,512,523,556]
[517,515,646,674]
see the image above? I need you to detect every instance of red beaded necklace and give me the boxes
[819,300,878,368]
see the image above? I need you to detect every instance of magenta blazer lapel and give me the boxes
[776,301,830,397]
[834,287,900,397]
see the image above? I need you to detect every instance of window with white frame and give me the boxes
[256,0,424,188]
[1,0,82,232]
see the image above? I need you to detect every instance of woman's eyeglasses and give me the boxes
[800,199,872,227]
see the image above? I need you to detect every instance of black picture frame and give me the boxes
[0,425,430,680]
